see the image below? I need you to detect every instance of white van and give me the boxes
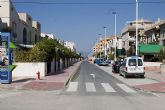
[119,56,145,78]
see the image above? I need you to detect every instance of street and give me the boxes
[0,61,165,110]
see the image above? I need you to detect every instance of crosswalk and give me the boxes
[66,82,137,94]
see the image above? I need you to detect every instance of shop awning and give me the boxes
[138,44,163,54]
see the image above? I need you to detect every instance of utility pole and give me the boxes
[104,27,107,60]
[136,0,139,56]
[112,11,117,61]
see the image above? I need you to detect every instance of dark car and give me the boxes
[112,61,122,73]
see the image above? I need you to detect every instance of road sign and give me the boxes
[0,32,12,84]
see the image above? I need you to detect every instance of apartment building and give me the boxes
[121,19,153,51]
[0,0,41,46]
[64,41,76,52]
[93,36,122,58]
[41,33,56,40]
[143,19,165,46]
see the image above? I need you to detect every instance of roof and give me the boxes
[126,56,143,59]
[132,19,152,23]
[138,44,163,54]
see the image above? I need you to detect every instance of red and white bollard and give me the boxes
[36,71,40,80]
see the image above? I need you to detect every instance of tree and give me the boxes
[29,38,57,62]
[108,53,114,60]
[15,38,81,62]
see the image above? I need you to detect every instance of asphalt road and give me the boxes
[1,61,165,110]
[64,61,139,96]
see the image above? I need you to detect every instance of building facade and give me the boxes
[121,19,153,51]
[64,41,76,52]
[93,36,121,59]
[143,19,165,46]
[0,0,41,46]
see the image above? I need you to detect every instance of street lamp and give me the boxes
[103,27,107,60]
[135,0,139,56]
[98,34,102,59]
[112,11,117,61]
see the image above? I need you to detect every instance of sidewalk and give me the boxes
[133,71,165,93]
[96,64,165,93]
[0,61,81,91]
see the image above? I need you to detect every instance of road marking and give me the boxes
[67,82,78,92]
[101,83,116,92]
[117,84,137,93]
[86,82,96,92]
[90,74,96,78]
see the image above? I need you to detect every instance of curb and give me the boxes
[93,64,165,93]
[132,86,165,93]
[64,61,82,87]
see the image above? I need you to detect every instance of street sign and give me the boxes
[0,32,12,84]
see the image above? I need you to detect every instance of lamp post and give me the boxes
[98,34,102,59]
[112,11,117,61]
[135,0,139,56]
[104,27,107,60]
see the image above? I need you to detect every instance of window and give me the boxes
[23,28,27,44]
[163,39,165,46]
[138,59,143,66]
[128,59,136,66]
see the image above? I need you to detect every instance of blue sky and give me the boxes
[13,0,165,53]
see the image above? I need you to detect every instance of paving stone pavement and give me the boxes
[0,61,82,91]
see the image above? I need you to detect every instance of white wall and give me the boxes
[0,0,10,26]
[12,62,47,78]
[144,62,162,67]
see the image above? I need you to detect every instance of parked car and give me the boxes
[112,61,122,73]
[119,56,145,78]
[98,61,109,66]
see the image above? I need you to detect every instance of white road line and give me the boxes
[101,83,116,92]
[86,82,96,92]
[117,84,137,93]
[67,82,78,92]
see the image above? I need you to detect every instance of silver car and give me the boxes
[119,56,145,78]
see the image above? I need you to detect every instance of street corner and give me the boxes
[65,61,82,85]
[133,82,165,93]
[0,77,35,90]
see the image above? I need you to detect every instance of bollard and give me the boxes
[36,71,40,80]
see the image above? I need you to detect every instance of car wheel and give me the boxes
[140,75,145,78]
[123,73,127,78]
[112,69,114,73]
[119,71,122,76]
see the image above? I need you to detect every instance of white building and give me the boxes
[41,33,56,39]
[121,19,153,51]
[64,41,76,52]
[0,0,41,46]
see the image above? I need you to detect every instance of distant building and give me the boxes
[64,41,76,52]
[0,0,41,46]
[143,19,165,46]
[93,36,121,58]
[41,33,56,39]
[121,19,153,51]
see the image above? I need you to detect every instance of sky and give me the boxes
[12,0,165,54]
